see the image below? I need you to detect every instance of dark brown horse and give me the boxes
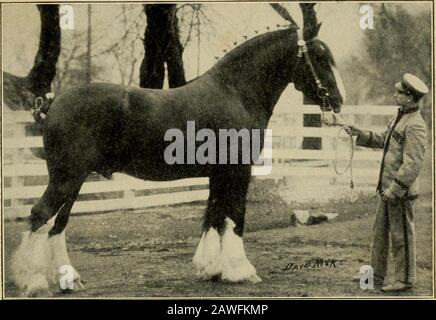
[12,4,345,296]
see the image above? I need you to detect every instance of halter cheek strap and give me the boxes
[296,29,307,57]
[295,30,353,190]
[295,29,331,111]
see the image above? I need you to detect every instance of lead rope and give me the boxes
[322,111,355,191]
[296,31,355,195]
[333,125,354,189]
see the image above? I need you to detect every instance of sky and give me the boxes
[3,2,366,78]
[2,1,432,113]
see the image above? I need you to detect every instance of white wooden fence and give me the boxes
[3,104,397,220]
[267,105,397,179]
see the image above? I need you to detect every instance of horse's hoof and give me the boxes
[196,269,222,281]
[75,279,86,290]
[26,287,53,298]
[197,273,220,282]
[221,274,262,284]
[22,274,52,297]
[59,279,86,293]
[220,257,261,284]
[210,275,221,282]
[248,274,262,284]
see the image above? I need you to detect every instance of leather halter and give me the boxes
[296,28,331,111]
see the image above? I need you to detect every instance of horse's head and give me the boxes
[284,3,346,113]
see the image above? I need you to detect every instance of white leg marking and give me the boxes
[49,231,84,291]
[11,222,54,297]
[220,218,262,283]
[193,227,222,279]
[10,215,84,296]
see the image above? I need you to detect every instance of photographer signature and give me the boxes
[281,258,344,272]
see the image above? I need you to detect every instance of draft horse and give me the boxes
[12,4,345,296]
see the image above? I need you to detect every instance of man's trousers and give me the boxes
[371,197,416,284]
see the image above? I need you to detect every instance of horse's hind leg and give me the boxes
[11,171,86,297]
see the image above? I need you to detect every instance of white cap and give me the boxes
[395,73,429,99]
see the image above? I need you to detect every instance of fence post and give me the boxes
[302,95,322,150]
[10,177,25,208]
[116,174,135,210]
[301,95,339,185]
[9,123,27,207]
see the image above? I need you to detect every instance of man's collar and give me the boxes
[399,106,419,114]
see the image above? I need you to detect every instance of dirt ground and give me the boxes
[3,189,433,298]
[3,151,433,298]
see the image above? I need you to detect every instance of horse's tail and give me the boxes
[28,92,55,160]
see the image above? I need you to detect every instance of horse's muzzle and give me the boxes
[332,105,341,113]
[330,98,342,113]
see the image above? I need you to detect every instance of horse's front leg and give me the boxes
[193,165,261,283]
[219,166,261,284]
[192,174,224,280]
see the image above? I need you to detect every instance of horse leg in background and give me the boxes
[219,165,261,283]
[11,171,86,297]
[193,175,225,280]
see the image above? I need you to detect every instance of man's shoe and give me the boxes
[381,281,413,292]
[374,277,384,288]
[352,274,383,288]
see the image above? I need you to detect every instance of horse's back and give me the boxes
[42,83,197,178]
[43,84,132,172]
[41,79,255,180]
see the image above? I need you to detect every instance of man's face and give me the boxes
[393,89,411,107]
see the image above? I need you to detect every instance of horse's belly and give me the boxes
[121,162,211,181]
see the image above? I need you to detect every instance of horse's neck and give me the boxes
[209,29,298,118]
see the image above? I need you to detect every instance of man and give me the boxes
[347,73,429,292]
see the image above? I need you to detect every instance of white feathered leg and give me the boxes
[193,227,222,279]
[220,217,262,283]
[49,230,85,292]
[11,223,54,297]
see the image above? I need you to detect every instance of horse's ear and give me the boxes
[303,23,322,40]
[315,22,323,36]
[269,3,298,27]
[300,3,320,40]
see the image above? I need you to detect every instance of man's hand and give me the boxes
[380,189,397,202]
[322,113,361,136]
[346,125,361,136]
[322,113,348,127]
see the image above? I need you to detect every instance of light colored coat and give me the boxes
[356,108,427,198]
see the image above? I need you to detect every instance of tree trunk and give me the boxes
[3,5,60,159]
[4,4,60,110]
[139,4,186,89]
[27,5,61,97]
